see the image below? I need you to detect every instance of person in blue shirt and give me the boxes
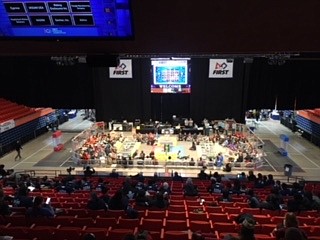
[215,153,224,168]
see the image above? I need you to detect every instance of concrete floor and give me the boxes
[1,111,320,182]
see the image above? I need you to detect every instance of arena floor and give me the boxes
[1,110,320,182]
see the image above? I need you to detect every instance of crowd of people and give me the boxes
[70,118,264,173]
[0,166,318,240]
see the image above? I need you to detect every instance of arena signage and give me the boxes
[209,59,233,78]
[109,59,133,78]
[0,119,15,133]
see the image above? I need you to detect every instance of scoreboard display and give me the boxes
[0,0,133,38]
[151,59,191,94]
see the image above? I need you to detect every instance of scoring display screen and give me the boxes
[151,59,191,94]
[0,0,133,38]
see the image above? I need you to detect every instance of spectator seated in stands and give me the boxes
[87,192,108,211]
[13,184,33,208]
[172,171,183,182]
[99,187,110,206]
[247,189,261,208]
[219,189,233,202]
[83,233,96,240]
[83,165,96,177]
[254,173,266,188]
[285,227,307,240]
[150,192,169,209]
[247,170,257,182]
[237,172,247,181]
[135,189,151,207]
[259,187,283,210]
[266,174,275,186]
[280,183,292,196]
[109,168,119,178]
[207,174,224,194]
[0,189,11,216]
[197,167,209,180]
[132,172,145,183]
[303,190,320,210]
[273,212,308,240]
[108,190,129,210]
[225,213,256,240]
[146,172,160,191]
[159,182,171,195]
[184,178,199,196]
[26,196,55,218]
[95,177,108,192]
[0,164,10,179]
[55,178,75,193]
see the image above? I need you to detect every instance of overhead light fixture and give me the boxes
[171,57,191,60]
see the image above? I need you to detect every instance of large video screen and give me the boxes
[0,0,133,38]
[151,59,191,94]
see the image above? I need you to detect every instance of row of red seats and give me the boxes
[0,108,35,123]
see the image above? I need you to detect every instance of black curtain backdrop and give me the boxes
[0,57,319,124]
[93,58,247,123]
[247,58,320,110]
[0,57,94,109]
[93,58,152,122]
[190,58,247,123]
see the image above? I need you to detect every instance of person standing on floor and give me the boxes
[14,140,23,160]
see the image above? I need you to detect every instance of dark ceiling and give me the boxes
[1,0,320,57]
